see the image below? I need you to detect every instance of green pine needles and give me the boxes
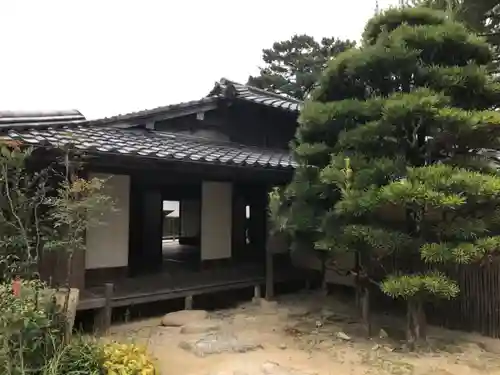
[286,6,500,344]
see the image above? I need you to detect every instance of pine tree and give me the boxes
[410,0,500,74]
[248,35,356,100]
[286,6,500,345]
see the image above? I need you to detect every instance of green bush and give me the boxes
[0,279,66,374]
[0,280,159,374]
[43,337,105,375]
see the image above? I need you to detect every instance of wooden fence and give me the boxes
[369,257,500,338]
[425,262,500,337]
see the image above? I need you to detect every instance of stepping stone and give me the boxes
[161,310,208,327]
[180,320,221,334]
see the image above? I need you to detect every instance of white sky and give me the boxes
[0,0,399,120]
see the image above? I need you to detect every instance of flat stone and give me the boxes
[210,363,319,375]
[179,333,262,357]
[259,298,278,311]
[286,306,310,318]
[180,320,221,334]
[335,331,351,341]
[161,310,208,327]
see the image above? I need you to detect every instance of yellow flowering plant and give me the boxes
[103,341,158,375]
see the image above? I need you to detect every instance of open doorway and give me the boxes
[161,198,201,272]
[162,200,180,241]
[245,204,250,245]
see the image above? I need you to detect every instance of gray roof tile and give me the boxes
[5,126,297,170]
[0,110,86,129]
[209,78,302,113]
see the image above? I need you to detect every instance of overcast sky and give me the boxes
[0,0,399,120]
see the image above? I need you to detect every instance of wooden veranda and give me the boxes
[79,260,305,331]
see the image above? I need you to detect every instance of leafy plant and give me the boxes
[268,187,288,235]
[0,141,113,288]
[0,142,118,373]
[0,144,51,281]
[0,279,65,375]
[46,170,113,289]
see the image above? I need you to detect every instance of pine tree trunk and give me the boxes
[406,299,427,349]
[413,300,427,343]
[320,254,328,295]
[354,251,361,308]
[360,287,372,337]
[406,300,416,350]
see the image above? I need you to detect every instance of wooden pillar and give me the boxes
[129,187,163,276]
[179,199,201,245]
[232,185,247,262]
[94,283,114,334]
[263,187,275,300]
[185,295,194,310]
[265,240,274,300]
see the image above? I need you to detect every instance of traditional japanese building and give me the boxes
[0,78,304,313]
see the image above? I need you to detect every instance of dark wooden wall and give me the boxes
[154,101,298,151]
[231,184,269,263]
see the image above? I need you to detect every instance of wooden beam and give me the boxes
[85,153,293,185]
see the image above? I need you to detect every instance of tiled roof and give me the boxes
[0,110,86,130]
[3,126,297,170]
[85,97,219,127]
[209,78,302,113]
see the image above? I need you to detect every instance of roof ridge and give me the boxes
[86,97,218,126]
[0,110,86,131]
[219,77,303,104]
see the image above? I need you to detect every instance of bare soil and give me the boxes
[106,291,500,375]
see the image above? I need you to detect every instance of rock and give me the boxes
[161,310,208,327]
[287,306,311,318]
[261,362,280,374]
[335,331,351,341]
[260,298,278,310]
[180,320,221,334]
[320,308,335,318]
[233,314,257,325]
[279,343,287,350]
[379,328,389,339]
[179,333,262,357]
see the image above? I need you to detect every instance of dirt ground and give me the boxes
[106,291,500,375]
